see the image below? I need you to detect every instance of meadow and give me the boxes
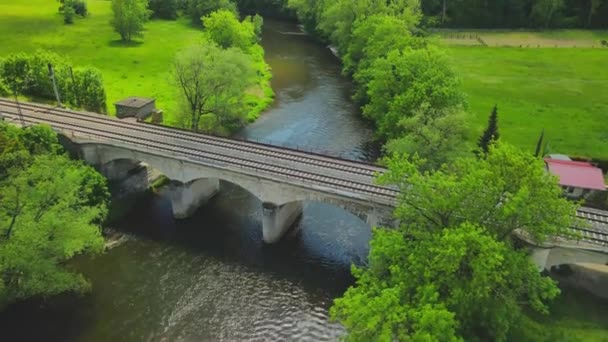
[441,30,608,160]
[0,0,270,125]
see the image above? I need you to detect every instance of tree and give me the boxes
[378,143,578,243]
[63,4,76,24]
[477,105,499,154]
[173,42,256,133]
[111,0,151,42]
[317,0,421,55]
[362,46,465,141]
[201,9,257,50]
[331,143,577,340]
[384,105,469,170]
[344,14,421,77]
[331,223,560,341]
[535,129,545,157]
[70,67,107,113]
[149,0,178,19]
[0,123,108,308]
[186,0,237,25]
[531,0,565,28]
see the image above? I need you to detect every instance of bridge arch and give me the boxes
[73,142,395,243]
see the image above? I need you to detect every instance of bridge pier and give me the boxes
[167,178,220,219]
[99,159,143,181]
[262,202,303,244]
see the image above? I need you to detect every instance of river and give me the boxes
[1,19,378,341]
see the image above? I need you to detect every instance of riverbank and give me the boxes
[0,0,273,130]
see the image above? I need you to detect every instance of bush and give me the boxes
[71,67,107,113]
[63,5,75,24]
[72,0,88,16]
[59,0,87,20]
[186,0,237,25]
[149,0,178,19]
[0,51,107,113]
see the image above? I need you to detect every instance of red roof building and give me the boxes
[544,158,606,191]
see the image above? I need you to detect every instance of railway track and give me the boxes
[0,99,384,179]
[571,207,608,246]
[3,99,608,247]
[0,107,399,201]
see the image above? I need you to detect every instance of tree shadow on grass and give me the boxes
[107,39,144,48]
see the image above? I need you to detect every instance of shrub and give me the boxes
[149,0,178,19]
[72,67,107,113]
[72,0,88,16]
[0,51,107,113]
[64,5,76,24]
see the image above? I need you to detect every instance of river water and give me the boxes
[1,19,378,341]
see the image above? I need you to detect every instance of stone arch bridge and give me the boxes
[0,99,396,243]
[1,99,607,253]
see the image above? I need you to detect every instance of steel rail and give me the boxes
[0,99,384,178]
[1,110,399,201]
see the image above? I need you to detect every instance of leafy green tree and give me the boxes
[201,9,257,50]
[477,105,499,154]
[63,3,76,24]
[378,143,578,243]
[331,222,560,341]
[149,0,178,19]
[384,105,469,170]
[287,0,327,33]
[332,143,576,340]
[186,0,237,25]
[0,53,32,100]
[110,0,151,42]
[317,0,421,54]
[0,123,108,308]
[362,46,465,141]
[344,14,420,77]
[70,67,107,113]
[173,42,256,133]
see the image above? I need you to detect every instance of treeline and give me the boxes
[286,0,468,168]
[421,0,608,28]
[0,51,107,113]
[0,122,108,308]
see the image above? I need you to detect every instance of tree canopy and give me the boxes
[0,123,108,308]
[331,143,578,340]
[173,42,256,133]
[201,9,258,50]
[420,0,608,28]
[111,0,151,42]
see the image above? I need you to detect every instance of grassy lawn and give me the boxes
[518,286,608,341]
[446,42,608,159]
[0,0,237,125]
[439,29,608,47]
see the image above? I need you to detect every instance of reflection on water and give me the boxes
[236,20,380,162]
[1,19,376,341]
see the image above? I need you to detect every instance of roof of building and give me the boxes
[114,97,155,108]
[547,154,572,161]
[544,158,606,191]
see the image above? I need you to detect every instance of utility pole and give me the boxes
[48,63,62,107]
[69,66,79,107]
[14,94,25,127]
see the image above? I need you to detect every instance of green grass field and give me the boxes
[520,285,608,341]
[446,43,608,159]
[0,0,272,125]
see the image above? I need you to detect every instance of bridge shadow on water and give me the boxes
[113,181,371,292]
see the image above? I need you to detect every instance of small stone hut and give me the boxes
[115,97,156,120]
